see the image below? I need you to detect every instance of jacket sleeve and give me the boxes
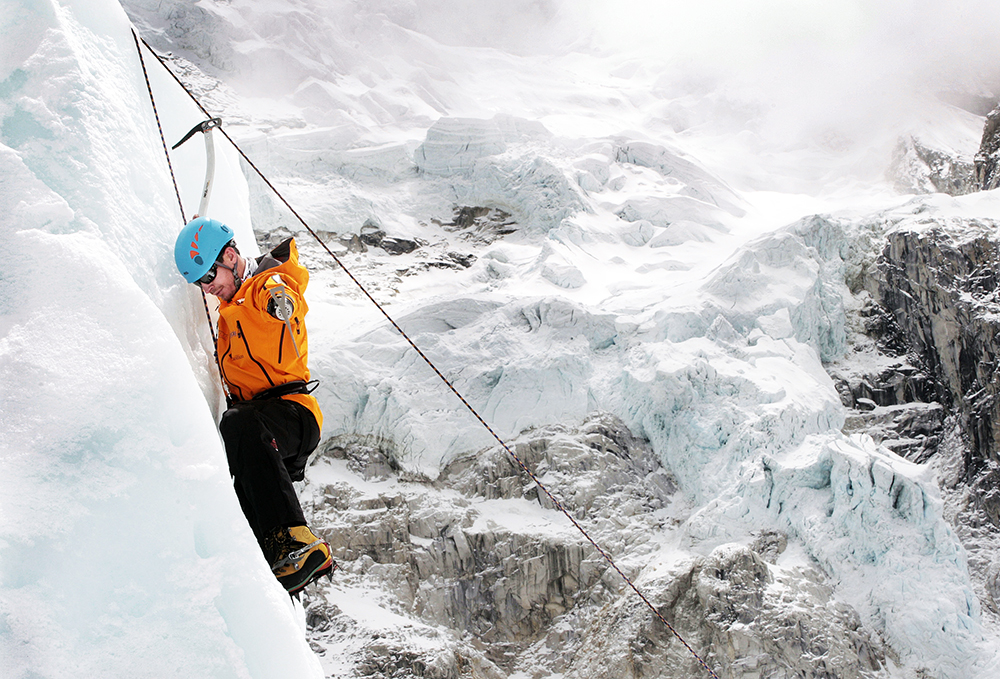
[253,271,307,323]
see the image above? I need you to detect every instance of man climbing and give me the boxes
[174,216,334,594]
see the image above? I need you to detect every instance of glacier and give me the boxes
[4,0,1000,678]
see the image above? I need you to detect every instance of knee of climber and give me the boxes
[220,405,256,441]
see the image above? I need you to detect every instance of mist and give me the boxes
[368,0,1000,156]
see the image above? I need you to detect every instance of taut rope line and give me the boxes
[132,29,225,389]
[132,30,721,679]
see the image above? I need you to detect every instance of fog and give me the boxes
[372,0,1000,153]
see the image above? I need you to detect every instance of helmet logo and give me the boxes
[175,218,231,284]
[189,224,205,265]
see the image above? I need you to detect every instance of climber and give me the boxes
[174,216,334,594]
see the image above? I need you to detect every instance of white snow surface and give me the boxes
[4,0,1000,677]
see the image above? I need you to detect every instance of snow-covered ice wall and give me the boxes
[0,1,320,676]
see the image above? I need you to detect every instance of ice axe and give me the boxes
[173,117,222,217]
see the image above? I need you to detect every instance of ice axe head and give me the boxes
[172,117,222,150]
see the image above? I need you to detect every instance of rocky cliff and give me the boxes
[976,106,1000,191]
[299,413,893,679]
[835,214,1000,632]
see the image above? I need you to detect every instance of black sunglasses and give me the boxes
[196,263,221,286]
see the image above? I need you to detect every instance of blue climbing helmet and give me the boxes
[174,217,235,284]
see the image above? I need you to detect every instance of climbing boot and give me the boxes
[264,525,334,594]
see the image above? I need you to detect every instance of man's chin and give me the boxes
[211,288,235,303]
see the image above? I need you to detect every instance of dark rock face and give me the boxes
[889,136,976,196]
[356,223,420,255]
[975,105,1000,190]
[379,236,420,255]
[830,293,947,464]
[848,215,1000,636]
[866,224,1000,478]
[433,206,517,243]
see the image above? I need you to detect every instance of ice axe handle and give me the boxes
[172,118,222,150]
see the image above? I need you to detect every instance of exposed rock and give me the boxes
[832,210,1000,653]
[301,414,888,678]
[304,414,674,674]
[888,135,976,196]
[748,530,788,564]
[865,222,1000,477]
[444,252,476,269]
[433,206,518,243]
[360,220,386,247]
[380,236,420,255]
[843,402,945,463]
[341,232,368,253]
[829,271,948,461]
[834,360,938,408]
[255,225,298,253]
[975,105,1000,190]
[343,220,420,256]
[855,296,909,358]
[561,545,886,679]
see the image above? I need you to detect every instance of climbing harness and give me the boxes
[132,29,720,679]
[251,380,318,401]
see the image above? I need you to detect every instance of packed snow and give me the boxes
[4,0,1000,677]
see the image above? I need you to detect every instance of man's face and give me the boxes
[201,247,239,303]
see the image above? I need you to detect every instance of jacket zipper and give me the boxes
[218,339,245,400]
[237,320,275,386]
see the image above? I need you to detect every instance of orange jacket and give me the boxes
[216,238,323,429]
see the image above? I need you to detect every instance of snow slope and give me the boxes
[4,0,1000,677]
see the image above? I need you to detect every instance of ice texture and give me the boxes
[0,2,319,677]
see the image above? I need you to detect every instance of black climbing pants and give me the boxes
[219,398,321,552]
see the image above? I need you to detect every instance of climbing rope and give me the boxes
[133,30,721,679]
[132,29,227,397]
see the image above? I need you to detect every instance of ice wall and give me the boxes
[0,1,320,676]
